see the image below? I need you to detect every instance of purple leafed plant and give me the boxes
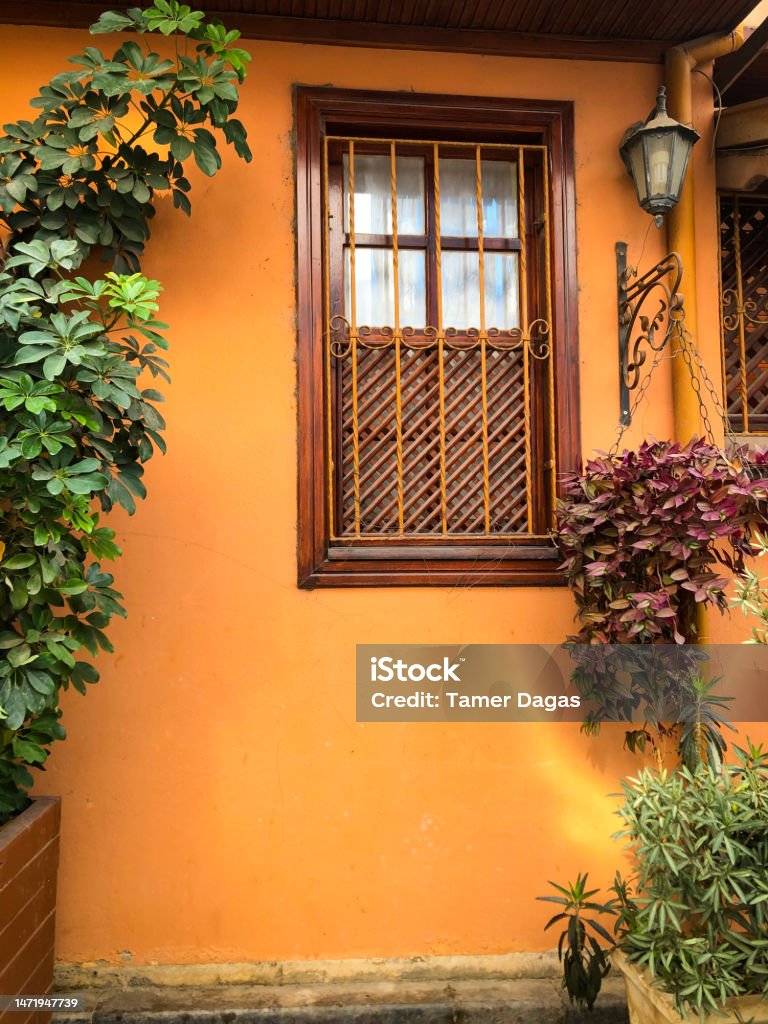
[556,438,768,644]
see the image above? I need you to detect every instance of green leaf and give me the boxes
[170,135,193,162]
[12,739,47,764]
[73,662,99,686]
[10,581,28,611]
[223,118,252,161]
[50,239,80,265]
[2,554,36,570]
[66,472,109,494]
[14,345,57,364]
[132,180,151,204]
[3,689,27,730]
[193,140,220,176]
[89,10,137,33]
[58,579,89,595]
[74,221,101,244]
[107,477,136,514]
[7,644,35,668]
[6,178,29,202]
[172,188,192,215]
[43,353,67,379]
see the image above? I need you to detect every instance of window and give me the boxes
[719,192,768,434]
[296,89,579,587]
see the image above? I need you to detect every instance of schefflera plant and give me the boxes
[0,0,252,822]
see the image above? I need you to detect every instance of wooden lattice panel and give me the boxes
[720,194,768,434]
[337,344,529,536]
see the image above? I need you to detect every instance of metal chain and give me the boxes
[609,341,669,456]
[610,321,735,459]
[678,326,735,443]
[673,327,718,445]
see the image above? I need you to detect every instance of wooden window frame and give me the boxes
[296,87,580,588]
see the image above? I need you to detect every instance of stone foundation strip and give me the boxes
[55,954,563,991]
[50,973,629,1024]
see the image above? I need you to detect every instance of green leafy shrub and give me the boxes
[614,744,768,1016]
[0,0,252,823]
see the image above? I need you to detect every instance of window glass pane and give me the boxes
[345,248,426,326]
[442,251,519,329]
[343,154,425,234]
[439,158,518,238]
[480,161,519,238]
[396,158,426,235]
[442,251,479,327]
[485,252,520,327]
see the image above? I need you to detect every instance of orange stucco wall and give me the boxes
[2,25,765,966]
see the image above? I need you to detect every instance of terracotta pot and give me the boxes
[0,798,61,1024]
[613,950,768,1024]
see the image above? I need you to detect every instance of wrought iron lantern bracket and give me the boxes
[616,241,685,425]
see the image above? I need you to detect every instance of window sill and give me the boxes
[299,540,564,588]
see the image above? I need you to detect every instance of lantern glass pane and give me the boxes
[646,131,674,198]
[668,133,690,201]
[626,137,648,204]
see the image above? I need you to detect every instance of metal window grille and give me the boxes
[719,192,768,434]
[323,136,557,539]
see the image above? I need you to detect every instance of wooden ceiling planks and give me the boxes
[0,0,760,62]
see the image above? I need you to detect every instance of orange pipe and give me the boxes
[665,28,744,445]
[665,28,744,643]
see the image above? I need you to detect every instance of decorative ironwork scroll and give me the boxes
[327,314,552,358]
[616,242,685,426]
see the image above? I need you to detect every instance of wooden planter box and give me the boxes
[613,950,768,1024]
[0,798,61,1024]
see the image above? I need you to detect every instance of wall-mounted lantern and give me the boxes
[619,86,700,226]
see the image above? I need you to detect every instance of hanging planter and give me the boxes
[558,255,768,652]
[554,436,768,760]
[556,437,768,647]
